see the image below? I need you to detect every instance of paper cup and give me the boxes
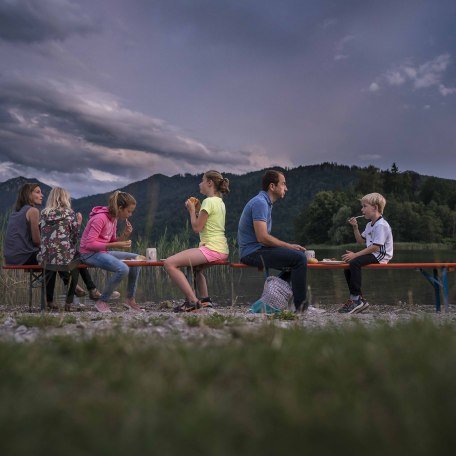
[304,250,315,259]
[146,248,157,261]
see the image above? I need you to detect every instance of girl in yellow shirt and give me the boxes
[164,170,230,312]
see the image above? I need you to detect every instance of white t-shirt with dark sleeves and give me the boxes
[361,216,393,264]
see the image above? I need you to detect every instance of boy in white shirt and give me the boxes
[338,192,393,314]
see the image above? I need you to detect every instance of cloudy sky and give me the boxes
[0,0,455,197]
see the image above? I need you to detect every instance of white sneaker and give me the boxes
[306,305,326,314]
[111,291,121,299]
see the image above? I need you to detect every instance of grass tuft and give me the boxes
[15,314,77,328]
[272,310,298,321]
[184,315,200,327]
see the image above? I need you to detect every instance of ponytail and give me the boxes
[204,170,230,195]
[108,191,136,217]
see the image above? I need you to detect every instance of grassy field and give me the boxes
[1,319,456,455]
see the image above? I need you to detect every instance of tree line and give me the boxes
[294,164,456,245]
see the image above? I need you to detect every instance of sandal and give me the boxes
[199,297,213,308]
[75,285,87,297]
[89,289,102,300]
[173,300,201,313]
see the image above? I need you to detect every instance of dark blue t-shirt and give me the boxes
[237,191,272,258]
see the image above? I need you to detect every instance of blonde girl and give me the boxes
[164,170,230,312]
[80,191,142,313]
[39,187,100,310]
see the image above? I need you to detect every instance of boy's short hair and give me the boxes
[361,193,386,214]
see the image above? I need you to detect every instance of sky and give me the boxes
[0,0,455,197]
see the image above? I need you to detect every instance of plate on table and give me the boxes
[123,255,147,262]
[321,259,346,264]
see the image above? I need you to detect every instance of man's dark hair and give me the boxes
[262,170,283,192]
[15,183,40,211]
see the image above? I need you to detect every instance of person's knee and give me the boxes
[293,251,307,267]
[348,258,362,268]
[117,263,129,277]
[163,259,175,271]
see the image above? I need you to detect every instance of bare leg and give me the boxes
[164,249,208,302]
[195,265,211,298]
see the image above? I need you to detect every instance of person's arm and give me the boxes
[186,199,208,233]
[83,216,131,251]
[342,245,379,262]
[348,218,365,244]
[253,220,305,251]
[26,207,41,246]
[118,219,133,240]
[107,240,132,249]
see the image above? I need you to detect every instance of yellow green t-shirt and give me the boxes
[199,196,229,254]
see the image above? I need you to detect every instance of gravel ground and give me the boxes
[1,299,456,343]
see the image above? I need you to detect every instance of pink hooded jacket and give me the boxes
[79,206,118,253]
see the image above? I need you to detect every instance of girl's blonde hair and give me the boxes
[205,170,230,194]
[42,187,71,215]
[361,192,386,214]
[108,191,137,217]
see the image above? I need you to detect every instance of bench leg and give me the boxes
[442,267,449,313]
[230,266,234,307]
[40,271,45,312]
[28,271,33,312]
[28,270,45,312]
[419,268,441,313]
[433,268,441,313]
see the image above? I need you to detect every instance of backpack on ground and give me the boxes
[249,275,292,314]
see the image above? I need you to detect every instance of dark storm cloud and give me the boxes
[0,0,97,43]
[0,77,270,180]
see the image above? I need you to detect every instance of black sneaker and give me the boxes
[338,298,365,314]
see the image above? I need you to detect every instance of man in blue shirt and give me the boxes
[237,170,308,311]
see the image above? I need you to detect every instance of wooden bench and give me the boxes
[2,261,455,313]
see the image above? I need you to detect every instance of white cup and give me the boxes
[305,250,315,259]
[146,248,157,261]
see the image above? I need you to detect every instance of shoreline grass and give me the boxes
[1,320,456,454]
[309,242,454,250]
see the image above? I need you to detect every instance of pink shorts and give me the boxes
[198,246,229,263]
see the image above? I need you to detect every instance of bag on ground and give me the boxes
[249,276,292,314]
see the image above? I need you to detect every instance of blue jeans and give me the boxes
[80,251,141,301]
[241,246,307,310]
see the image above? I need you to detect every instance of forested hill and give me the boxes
[1,163,455,244]
[72,163,359,243]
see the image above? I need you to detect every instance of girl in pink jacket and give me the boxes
[80,191,142,313]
